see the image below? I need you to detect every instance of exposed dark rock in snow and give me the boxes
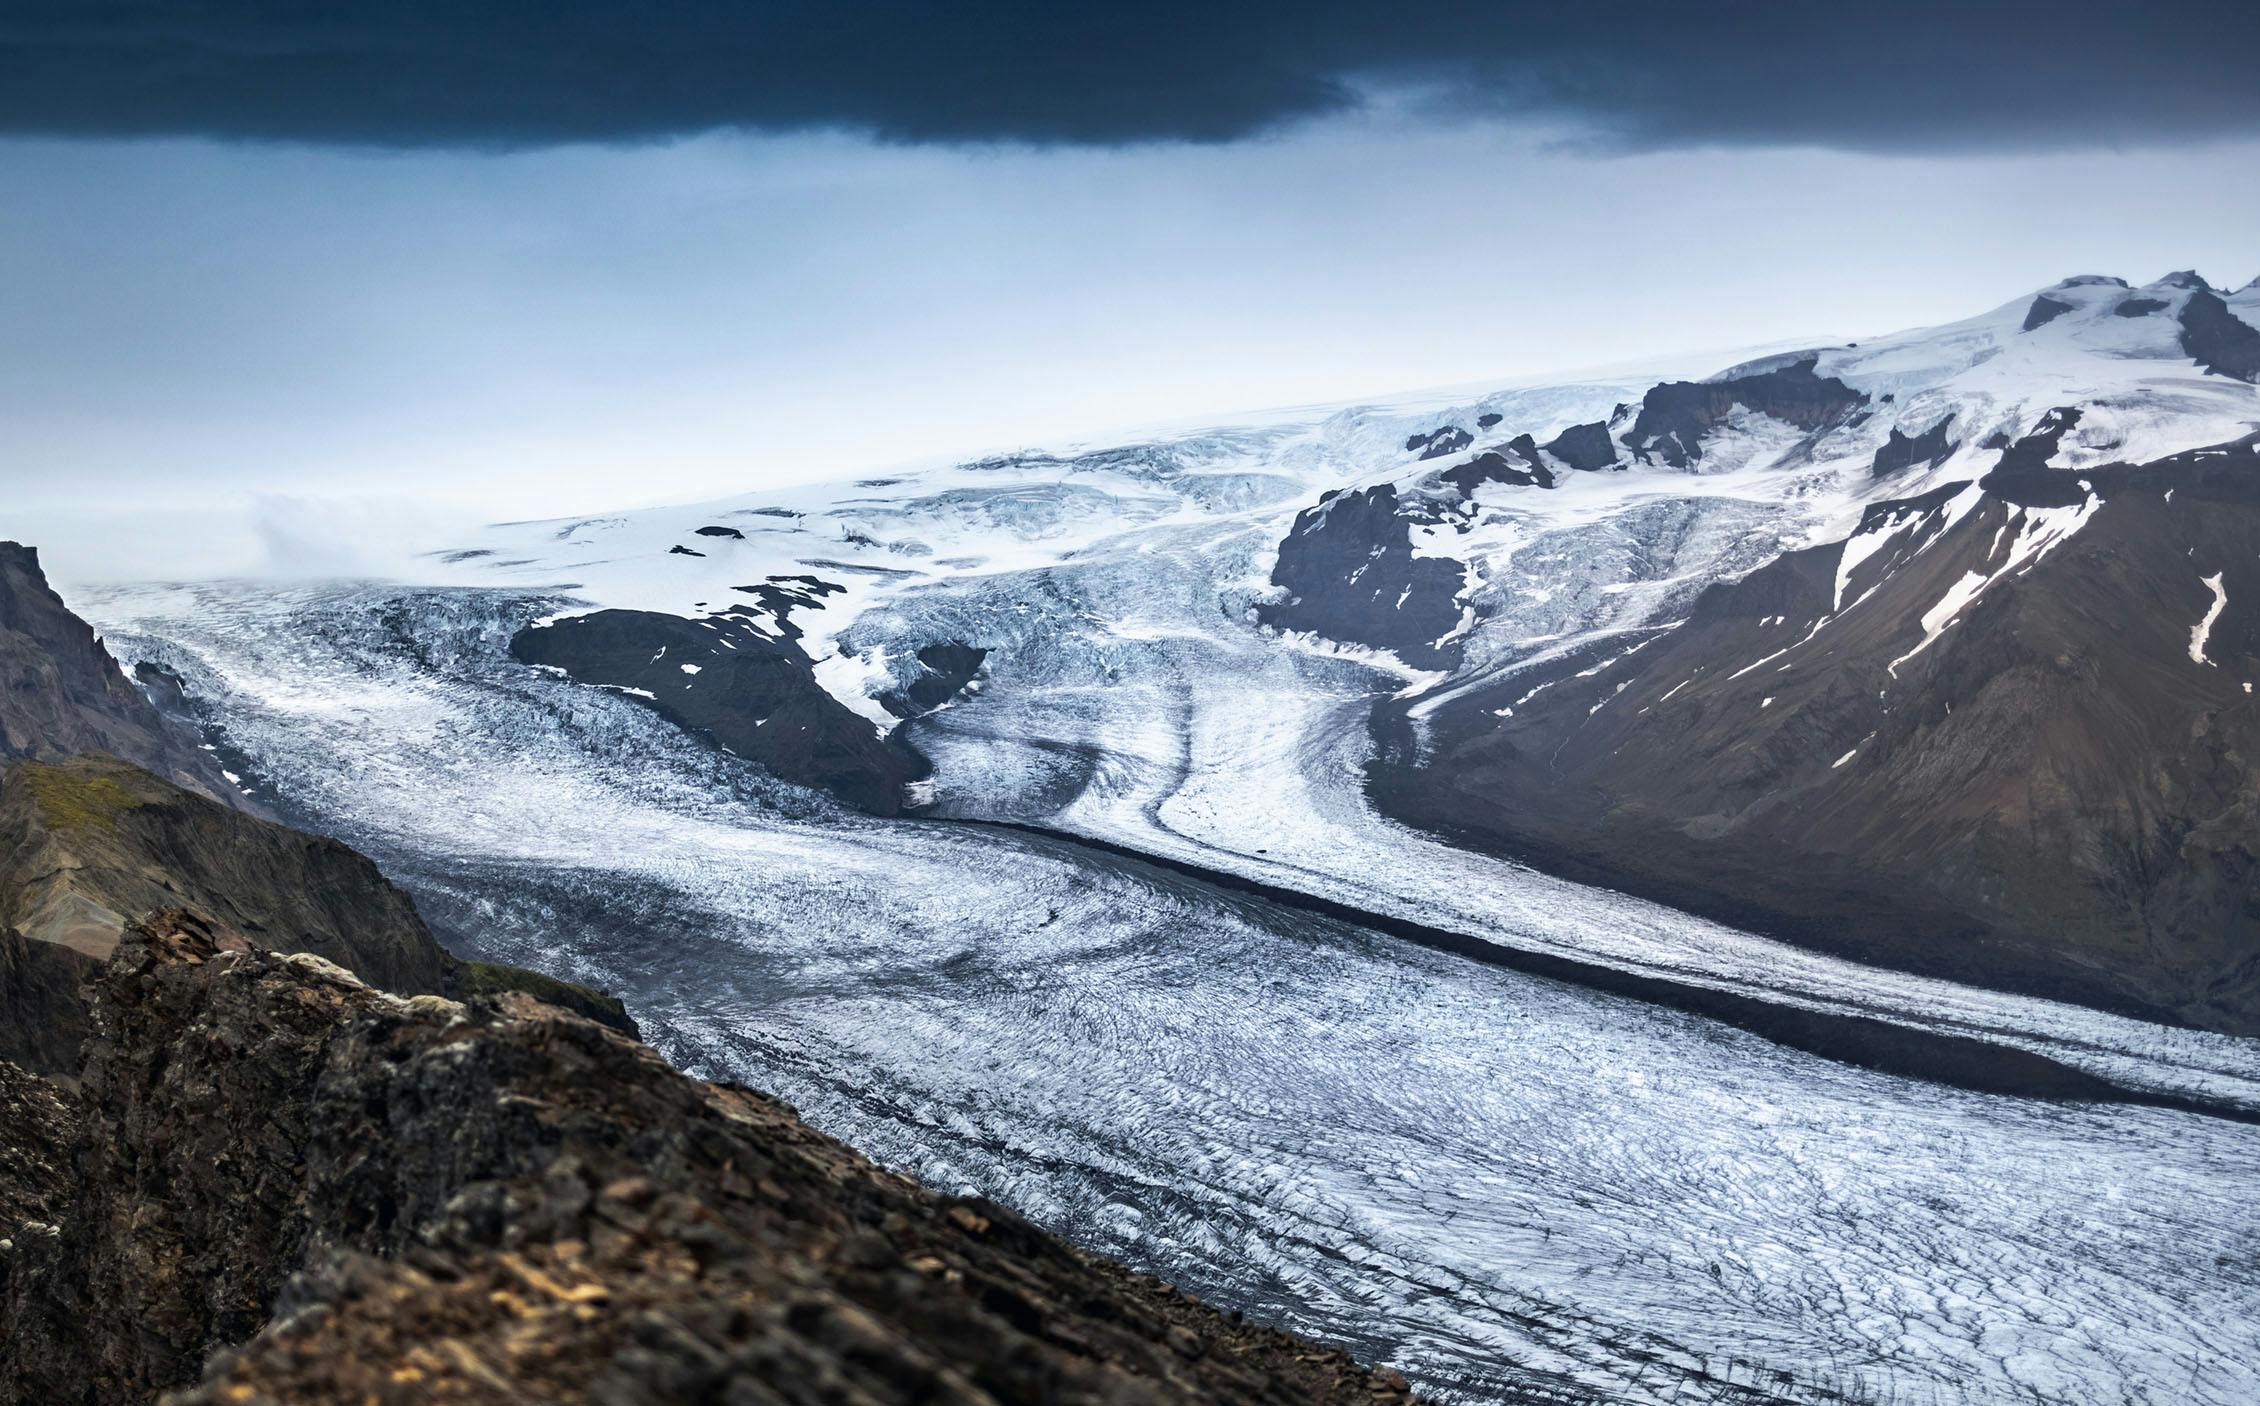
[1258,486,1467,669]
[2116,296,2169,318]
[668,544,706,557]
[1404,426,1472,461]
[1540,420,1619,471]
[881,642,987,719]
[1992,406,2084,474]
[511,605,920,814]
[2179,288,2260,382]
[728,575,847,636]
[693,524,747,539]
[1869,416,1959,479]
[2153,270,2214,292]
[2021,295,2073,331]
[1475,412,1502,429]
[1624,359,1867,468]
[1439,450,1554,494]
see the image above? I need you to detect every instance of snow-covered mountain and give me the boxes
[391,270,2260,1035]
[384,270,2260,1035]
[433,272,2259,714]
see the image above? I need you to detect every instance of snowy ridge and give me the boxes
[424,272,2255,738]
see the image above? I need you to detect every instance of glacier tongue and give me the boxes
[82,566,2260,1406]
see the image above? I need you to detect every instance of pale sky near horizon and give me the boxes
[3,4,2257,583]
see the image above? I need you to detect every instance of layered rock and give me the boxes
[0,1057,69,1230]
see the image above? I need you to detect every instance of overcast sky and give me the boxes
[3,2,2256,582]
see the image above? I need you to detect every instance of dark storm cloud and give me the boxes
[1,1,2256,152]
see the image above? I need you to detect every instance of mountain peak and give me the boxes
[2150,269,2214,292]
[2047,274,2128,291]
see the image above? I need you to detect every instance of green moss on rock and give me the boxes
[15,763,144,836]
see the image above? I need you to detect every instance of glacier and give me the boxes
[81,571,2260,1406]
[74,274,2260,1404]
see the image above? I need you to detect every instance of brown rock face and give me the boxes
[0,912,1415,1406]
[0,754,445,984]
[0,543,237,803]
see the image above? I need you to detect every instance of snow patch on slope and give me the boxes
[2192,572,2228,665]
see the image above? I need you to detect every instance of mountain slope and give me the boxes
[0,752,634,1075]
[1378,428,2260,1032]
[0,543,238,802]
[170,271,2260,1028]
[66,271,2260,1405]
[0,551,633,1074]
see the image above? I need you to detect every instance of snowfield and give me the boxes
[78,274,2260,1403]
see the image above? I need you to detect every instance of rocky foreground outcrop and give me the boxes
[0,912,1416,1406]
[0,754,630,1075]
